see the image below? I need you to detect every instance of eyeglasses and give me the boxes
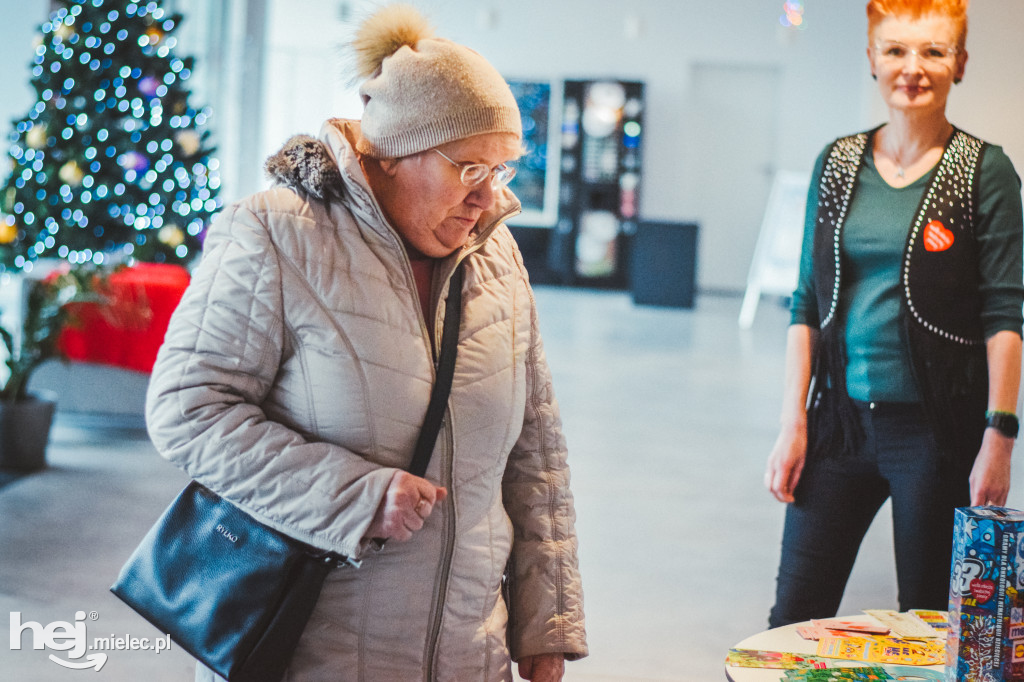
[873,40,958,65]
[432,149,516,189]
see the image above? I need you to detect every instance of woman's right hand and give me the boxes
[764,422,807,504]
[766,325,817,504]
[365,470,447,542]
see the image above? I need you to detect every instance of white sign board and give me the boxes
[738,171,811,329]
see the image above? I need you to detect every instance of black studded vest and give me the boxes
[808,127,988,464]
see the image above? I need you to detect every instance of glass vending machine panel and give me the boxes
[549,79,644,287]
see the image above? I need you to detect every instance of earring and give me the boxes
[872,74,877,81]
[954,77,962,84]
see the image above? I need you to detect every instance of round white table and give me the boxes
[724,616,946,681]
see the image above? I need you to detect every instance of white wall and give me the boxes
[0,1,48,353]
[0,1,50,159]
[260,0,362,166]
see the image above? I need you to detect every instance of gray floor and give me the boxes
[3,287,1023,681]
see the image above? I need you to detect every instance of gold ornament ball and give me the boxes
[159,225,185,248]
[0,221,18,245]
[26,125,48,149]
[59,160,85,187]
[176,131,201,156]
[54,23,75,41]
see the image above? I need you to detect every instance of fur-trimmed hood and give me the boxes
[264,133,345,203]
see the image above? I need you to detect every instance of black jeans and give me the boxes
[768,401,971,628]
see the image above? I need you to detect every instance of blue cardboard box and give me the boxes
[947,506,1024,681]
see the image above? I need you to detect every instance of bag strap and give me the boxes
[407,262,463,478]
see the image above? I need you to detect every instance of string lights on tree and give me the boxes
[0,0,220,273]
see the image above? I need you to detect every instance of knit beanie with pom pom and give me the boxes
[352,4,522,159]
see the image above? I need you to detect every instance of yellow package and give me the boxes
[816,635,944,666]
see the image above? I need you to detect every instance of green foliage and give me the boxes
[0,0,220,272]
[0,265,109,402]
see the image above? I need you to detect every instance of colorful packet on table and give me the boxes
[726,648,830,669]
[783,666,944,681]
[782,667,891,680]
[816,635,944,665]
[813,618,890,635]
[907,609,949,633]
[798,623,834,641]
[800,623,890,641]
[862,609,941,639]
[880,665,944,680]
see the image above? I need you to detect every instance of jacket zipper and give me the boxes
[424,263,462,681]
[425,419,456,681]
[410,256,455,682]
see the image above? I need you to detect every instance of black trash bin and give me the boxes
[630,221,698,308]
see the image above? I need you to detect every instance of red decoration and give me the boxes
[923,219,954,252]
[60,263,190,373]
[970,577,996,603]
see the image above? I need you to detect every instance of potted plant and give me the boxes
[0,265,108,471]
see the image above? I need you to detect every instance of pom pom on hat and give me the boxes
[352,4,434,79]
[352,3,522,158]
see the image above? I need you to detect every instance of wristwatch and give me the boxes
[986,411,1019,439]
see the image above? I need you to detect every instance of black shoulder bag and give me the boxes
[111,263,464,682]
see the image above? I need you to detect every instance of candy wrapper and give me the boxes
[910,609,951,634]
[817,635,944,666]
[947,506,1024,681]
[725,648,831,669]
[783,668,943,681]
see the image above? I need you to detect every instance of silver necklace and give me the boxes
[887,144,909,179]
[890,145,910,178]
[886,124,951,181]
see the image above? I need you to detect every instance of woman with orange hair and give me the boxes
[764,0,1022,626]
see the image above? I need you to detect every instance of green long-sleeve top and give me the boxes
[791,142,1023,402]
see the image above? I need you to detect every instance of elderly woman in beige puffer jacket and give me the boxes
[145,5,586,682]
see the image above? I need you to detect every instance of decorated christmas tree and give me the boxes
[0,0,220,273]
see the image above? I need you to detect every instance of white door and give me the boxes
[679,63,781,293]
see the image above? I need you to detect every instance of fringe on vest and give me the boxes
[904,319,987,463]
[807,322,863,461]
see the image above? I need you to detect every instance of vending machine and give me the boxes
[547,79,644,287]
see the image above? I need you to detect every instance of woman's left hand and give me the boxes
[517,653,565,681]
[969,429,1014,506]
[972,332,1022,507]
[365,470,447,542]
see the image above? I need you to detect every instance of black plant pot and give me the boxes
[0,391,58,472]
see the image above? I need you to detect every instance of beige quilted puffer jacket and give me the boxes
[145,119,587,681]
